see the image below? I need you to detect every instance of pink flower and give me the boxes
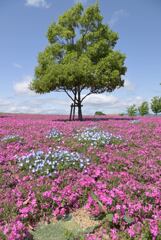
[149,220,159,237]
[113,213,119,224]
[127,225,135,237]
[43,191,52,198]
[110,229,118,240]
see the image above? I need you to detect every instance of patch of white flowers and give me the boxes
[17,149,90,176]
[1,134,23,143]
[46,128,63,139]
[131,120,141,124]
[75,127,122,146]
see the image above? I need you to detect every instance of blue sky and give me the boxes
[0,0,161,114]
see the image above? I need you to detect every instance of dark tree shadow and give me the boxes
[52,116,135,122]
[0,115,11,118]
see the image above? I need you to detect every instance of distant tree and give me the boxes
[30,2,126,120]
[151,96,161,115]
[127,104,137,116]
[138,101,149,116]
[95,111,106,115]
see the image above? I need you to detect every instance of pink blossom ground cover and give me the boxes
[0,114,161,239]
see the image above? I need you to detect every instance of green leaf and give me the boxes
[123,215,134,224]
[106,213,113,222]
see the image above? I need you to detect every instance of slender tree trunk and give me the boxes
[77,86,83,121]
[78,101,83,121]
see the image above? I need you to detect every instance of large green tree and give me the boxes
[30,2,126,120]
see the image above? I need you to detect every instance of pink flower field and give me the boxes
[0,114,161,240]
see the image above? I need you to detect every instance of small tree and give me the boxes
[138,101,149,116]
[151,96,161,115]
[30,2,126,120]
[127,104,137,116]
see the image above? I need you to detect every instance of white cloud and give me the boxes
[0,90,146,115]
[84,94,118,105]
[108,9,127,27]
[83,93,144,114]
[124,80,135,91]
[25,0,50,8]
[13,63,23,69]
[13,76,33,95]
[0,97,69,114]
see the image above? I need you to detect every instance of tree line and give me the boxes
[127,96,161,116]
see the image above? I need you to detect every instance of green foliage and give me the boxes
[151,96,161,115]
[30,2,126,120]
[127,104,137,116]
[138,101,149,116]
[123,215,134,224]
[95,111,106,115]
[31,217,96,240]
[0,202,18,223]
[0,231,7,240]
[1,135,23,144]
[106,213,114,223]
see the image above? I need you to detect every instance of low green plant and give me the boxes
[31,219,88,240]
[1,135,23,144]
[0,202,18,223]
[0,231,7,240]
[95,111,106,116]
[119,113,125,116]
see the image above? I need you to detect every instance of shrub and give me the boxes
[119,113,125,116]
[95,111,106,116]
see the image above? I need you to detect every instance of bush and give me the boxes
[119,113,125,116]
[95,111,106,116]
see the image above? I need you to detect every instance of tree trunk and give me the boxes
[77,86,83,121]
[78,101,83,121]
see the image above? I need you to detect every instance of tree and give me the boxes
[151,96,161,115]
[127,104,137,116]
[138,101,149,116]
[30,2,126,120]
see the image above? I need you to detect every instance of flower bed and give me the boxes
[75,127,123,147]
[17,149,90,176]
[0,114,160,239]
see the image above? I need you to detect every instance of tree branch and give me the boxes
[63,89,75,102]
[81,92,93,102]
